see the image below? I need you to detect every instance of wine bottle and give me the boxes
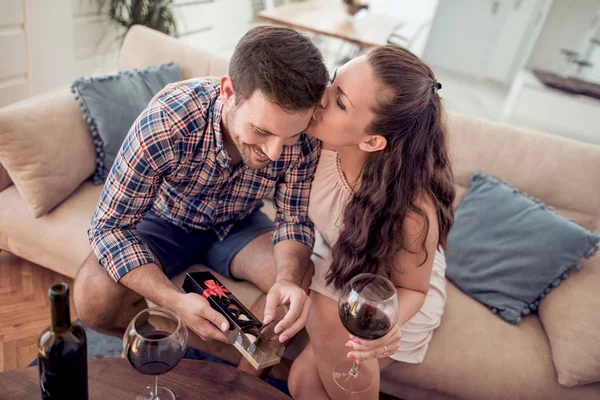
[38,283,88,399]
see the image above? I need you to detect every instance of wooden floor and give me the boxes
[0,250,77,373]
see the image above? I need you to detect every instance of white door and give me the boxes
[422,0,509,78]
[0,0,28,107]
[487,0,540,83]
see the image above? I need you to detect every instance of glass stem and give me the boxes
[153,375,159,399]
[348,360,359,378]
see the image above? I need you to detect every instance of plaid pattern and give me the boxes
[89,79,319,282]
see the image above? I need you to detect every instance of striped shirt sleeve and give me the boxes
[88,105,178,281]
[272,135,319,249]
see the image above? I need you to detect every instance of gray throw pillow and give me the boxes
[71,62,182,183]
[446,172,599,324]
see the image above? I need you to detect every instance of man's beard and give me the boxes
[236,142,270,169]
[225,106,270,170]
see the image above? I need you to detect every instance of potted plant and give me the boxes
[101,0,178,38]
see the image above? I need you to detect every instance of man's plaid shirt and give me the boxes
[89,79,319,282]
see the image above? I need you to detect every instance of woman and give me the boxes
[288,45,455,399]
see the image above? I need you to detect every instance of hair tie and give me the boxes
[433,81,442,94]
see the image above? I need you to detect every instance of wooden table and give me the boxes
[258,0,404,48]
[0,358,290,399]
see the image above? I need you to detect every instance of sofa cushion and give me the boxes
[446,172,599,324]
[380,283,600,399]
[539,251,600,386]
[72,62,182,183]
[0,90,97,218]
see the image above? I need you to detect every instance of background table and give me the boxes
[0,358,291,399]
[258,0,404,49]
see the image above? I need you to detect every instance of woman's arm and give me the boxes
[346,197,440,360]
[391,196,439,325]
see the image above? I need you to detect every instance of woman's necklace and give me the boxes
[336,153,360,194]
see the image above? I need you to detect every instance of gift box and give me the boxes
[182,271,285,369]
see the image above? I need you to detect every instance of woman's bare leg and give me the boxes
[304,292,382,400]
[289,344,330,399]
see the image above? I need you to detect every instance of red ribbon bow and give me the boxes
[202,280,231,299]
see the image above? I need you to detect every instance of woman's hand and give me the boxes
[344,323,401,361]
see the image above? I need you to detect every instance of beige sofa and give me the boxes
[1,26,600,399]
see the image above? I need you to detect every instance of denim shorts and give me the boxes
[137,207,274,280]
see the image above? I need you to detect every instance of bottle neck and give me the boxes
[50,286,71,330]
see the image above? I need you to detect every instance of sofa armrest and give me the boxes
[0,163,12,192]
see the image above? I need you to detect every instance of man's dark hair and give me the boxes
[229,26,329,112]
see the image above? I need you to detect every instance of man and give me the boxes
[73,26,329,349]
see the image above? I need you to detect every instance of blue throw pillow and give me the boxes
[71,62,182,183]
[446,172,599,324]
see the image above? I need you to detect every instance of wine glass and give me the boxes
[334,273,400,393]
[123,307,188,400]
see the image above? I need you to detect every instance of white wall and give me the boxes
[175,0,255,58]
[527,0,600,74]
[25,0,123,96]
[1,0,243,107]
[0,0,123,105]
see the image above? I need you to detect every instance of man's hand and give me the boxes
[120,264,231,344]
[263,279,311,343]
[170,292,230,344]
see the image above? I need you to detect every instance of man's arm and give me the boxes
[273,240,311,286]
[88,105,175,282]
[89,101,229,342]
[264,135,319,342]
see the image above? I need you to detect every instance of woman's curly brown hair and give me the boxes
[325,45,455,289]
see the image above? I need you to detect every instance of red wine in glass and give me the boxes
[339,303,392,340]
[123,308,187,400]
[334,273,399,394]
[127,331,185,376]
